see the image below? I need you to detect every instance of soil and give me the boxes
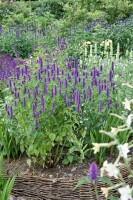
[4,155,91,179]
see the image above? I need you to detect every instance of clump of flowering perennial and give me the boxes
[92,83,133,199]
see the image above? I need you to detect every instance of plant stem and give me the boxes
[94,183,98,200]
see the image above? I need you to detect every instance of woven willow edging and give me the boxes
[12,161,133,200]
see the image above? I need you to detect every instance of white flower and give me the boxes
[126,114,133,127]
[101,187,109,199]
[118,185,133,200]
[111,127,119,135]
[122,98,133,111]
[100,160,119,178]
[100,41,105,47]
[92,143,100,154]
[85,41,91,45]
[107,39,112,44]
[118,143,130,159]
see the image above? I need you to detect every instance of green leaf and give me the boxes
[73,177,90,190]
[20,142,25,153]
[109,196,118,200]
[27,159,31,167]
[90,132,95,143]
[49,133,56,141]
[97,176,113,186]
[28,144,34,154]
[67,155,74,163]
[62,158,69,165]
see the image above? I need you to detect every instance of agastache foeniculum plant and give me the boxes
[0,30,120,132]
[2,53,117,131]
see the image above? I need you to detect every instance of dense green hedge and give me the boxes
[0,0,133,27]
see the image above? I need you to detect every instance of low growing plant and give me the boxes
[0,155,17,200]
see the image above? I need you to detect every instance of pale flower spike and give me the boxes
[126,114,133,127]
[122,98,133,111]
[118,185,133,200]
[92,143,100,154]
[100,160,119,178]
[101,187,109,199]
[117,143,130,159]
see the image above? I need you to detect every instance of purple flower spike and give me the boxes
[23,97,26,107]
[68,62,71,70]
[83,91,87,100]
[35,118,39,130]
[44,83,48,95]
[64,78,68,88]
[88,86,92,99]
[39,57,43,69]
[98,84,102,94]
[16,72,20,80]
[57,67,59,75]
[8,79,12,87]
[82,78,86,88]
[106,88,110,97]
[112,61,114,71]
[17,92,20,99]
[100,64,103,71]
[109,70,113,82]
[25,65,28,75]
[57,36,60,45]
[76,103,81,113]
[32,103,35,112]
[28,89,30,99]
[103,83,106,90]
[107,99,112,109]
[54,85,57,95]
[74,75,78,84]
[38,70,41,80]
[88,162,98,182]
[24,87,27,94]
[64,94,67,103]
[9,106,13,119]
[67,72,71,80]
[100,100,102,112]
[62,69,64,75]
[67,100,70,107]
[59,80,62,88]
[40,94,45,111]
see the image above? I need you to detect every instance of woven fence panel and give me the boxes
[12,161,133,200]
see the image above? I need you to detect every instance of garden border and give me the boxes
[11,160,133,200]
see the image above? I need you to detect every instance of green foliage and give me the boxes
[0,66,88,167]
[59,17,133,58]
[100,0,133,23]
[0,155,17,200]
[0,0,65,27]
[63,0,133,24]
[74,175,113,190]
[0,28,38,58]
[31,0,66,19]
